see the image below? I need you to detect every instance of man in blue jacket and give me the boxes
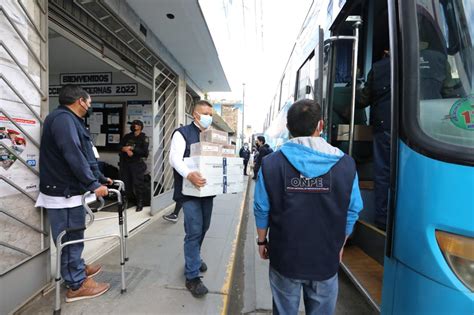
[36,85,111,302]
[254,99,363,315]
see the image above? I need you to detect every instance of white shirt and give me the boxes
[169,125,198,178]
[35,192,96,209]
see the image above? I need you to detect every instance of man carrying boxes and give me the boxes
[169,100,245,298]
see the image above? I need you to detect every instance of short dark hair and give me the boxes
[257,136,265,144]
[287,99,322,137]
[59,85,89,106]
[193,100,212,111]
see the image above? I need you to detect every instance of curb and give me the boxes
[220,176,251,315]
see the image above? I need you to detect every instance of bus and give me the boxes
[262,0,473,313]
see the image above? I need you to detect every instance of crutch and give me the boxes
[53,191,126,315]
[91,180,129,262]
[112,180,129,262]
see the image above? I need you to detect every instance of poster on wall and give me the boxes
[0,102,40,198]
[127,100,153,137]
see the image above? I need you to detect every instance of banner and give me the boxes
[60,72,112,85]
[49,83,138,97]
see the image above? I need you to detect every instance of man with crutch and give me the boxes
[36,85,111,302]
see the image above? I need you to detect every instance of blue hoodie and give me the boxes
[254,137,363,236]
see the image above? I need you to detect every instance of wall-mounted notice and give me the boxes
[60,72,112,85]
[49,84,138,97]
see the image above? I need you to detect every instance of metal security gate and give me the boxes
[0,0,49,314]
[151,63,178,211]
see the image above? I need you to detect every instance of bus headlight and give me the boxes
[436,230,474,292]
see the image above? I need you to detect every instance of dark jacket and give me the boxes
[255,144,273,171]
[39,106,106,197]
[239,147,250,161]
[357,57,391,133]
[120,132,149,163]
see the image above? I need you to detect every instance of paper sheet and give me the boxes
[107,113,120,125]
[96,133,106,146]
[143,104,153,116]
[89,112,103,134]
[127,104,143,115]
[108,134,120,144]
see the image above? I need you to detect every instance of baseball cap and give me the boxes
[128,120,144,128]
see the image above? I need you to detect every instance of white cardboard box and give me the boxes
[222,144,236,157]
[182,156,246,197]
[200,129,228,145]
[183,176,223,197]
[184,156,224,177]
[190,142,222,157]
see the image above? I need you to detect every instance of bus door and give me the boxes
[320,0,393,311]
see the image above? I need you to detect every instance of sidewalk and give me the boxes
[18,187,248,314]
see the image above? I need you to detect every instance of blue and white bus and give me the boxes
[262,0,473,313]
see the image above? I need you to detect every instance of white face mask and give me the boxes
[198,114,213,129]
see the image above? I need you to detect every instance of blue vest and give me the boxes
[262,151,356,281]
[172,123,201,202]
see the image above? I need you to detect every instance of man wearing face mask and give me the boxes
[120,119,149,212]
[239,143,251,175]
[169,100,215,298]
[36,85,111,302]
[254,99,363,314]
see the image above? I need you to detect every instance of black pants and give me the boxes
[373,131,391,228]
[172,201,183,215]
[120,160,146,203]
[243,159,249,175]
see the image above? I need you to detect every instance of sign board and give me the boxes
[60,72,112,85]
[49,84,138,97]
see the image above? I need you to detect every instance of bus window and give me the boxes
[296,54,316,100]
[416,0,473,149]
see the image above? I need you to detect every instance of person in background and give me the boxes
[254,99,363,314]
[120,120,149,212]
[239,143,251,175]
[253,136,273,180]
[35,85,111,302]
[169,100,215,298]
[356,48,391,231]
[162,201,183,223]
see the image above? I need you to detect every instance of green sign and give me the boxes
[449,95,474,131]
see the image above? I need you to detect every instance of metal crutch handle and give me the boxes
[112,179,125,191]
[81,191,105,227]
[107,188,122,204]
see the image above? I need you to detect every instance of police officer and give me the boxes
[120,120,149,212]
[357,48,391,230]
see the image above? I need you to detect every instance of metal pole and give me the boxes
[348,21,362,156]
[242,83,246,145]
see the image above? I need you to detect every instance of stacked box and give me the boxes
[190,142,222,157]
[200,129,228,144]
[182,156,245,197]
[183,176,223,196]
[222,144,236,157]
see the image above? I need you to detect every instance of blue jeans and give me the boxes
[47,206,86,290]
[373,131,391,227]
[182,198,213,280]
[269,267,338,315]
